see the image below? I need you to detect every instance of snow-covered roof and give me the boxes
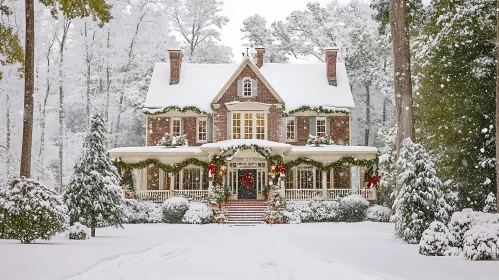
[110,146,203,154]
[290,145,378,154]
[143,60,354,112]
[201,139,292,150]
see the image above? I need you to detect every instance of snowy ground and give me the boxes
[1,223,497,280]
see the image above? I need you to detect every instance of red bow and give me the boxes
[277,165,286,175]
[208,163,216,176]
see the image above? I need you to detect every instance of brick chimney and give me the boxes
[255,47,265,68]
[168,49,183,85]
[325,47,339,86]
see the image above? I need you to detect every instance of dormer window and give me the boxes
[243,77,252,96]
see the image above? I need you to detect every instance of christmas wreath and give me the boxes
[240,171,254,190]
[364,170,381,188]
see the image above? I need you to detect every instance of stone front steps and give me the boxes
[224,200,267,225]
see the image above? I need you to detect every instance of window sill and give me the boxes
[285,139,297,143]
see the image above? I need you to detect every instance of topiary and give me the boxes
[337,194,369,222]
[66,222,91,240]
[0,177,67,244]
[162,197,190,223]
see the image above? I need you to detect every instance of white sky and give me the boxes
[220,0,353,60]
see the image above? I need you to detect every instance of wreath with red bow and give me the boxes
[364,170,381,189]
[208,163,216,176]
[240,171,254,190]
[277,164,286,176]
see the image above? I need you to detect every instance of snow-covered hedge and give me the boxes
[366,205,391,222]
[0,177,67,244]
[162,197,190,223]
[419,221,456,256]
[124,199,162,224]
[338,194,369,222]
[463,224,499,261]
[483,192,497,213]
[182,202,213,224]
[284,200,338,223]
[66,222,91,240]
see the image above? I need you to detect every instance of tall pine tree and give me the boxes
[393,138,452,244]
[63,114,125,237]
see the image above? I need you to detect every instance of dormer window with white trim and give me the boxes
[243,77,252,97]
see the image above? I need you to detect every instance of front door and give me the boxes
[238,169,257,199]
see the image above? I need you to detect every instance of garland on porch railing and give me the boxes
[114,144,379,189]
[143,105,212,116]
[282,106,350,117]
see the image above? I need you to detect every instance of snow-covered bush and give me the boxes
[208,185,225,206]
[66,222,91,240]
[337,194,369,222]
[419,221,456,256]
[162,197,190,223]
[393,139,452,244]
[366,205,391,222]
[463,224,499,261]
[307,135,334,146]
[264,190,286,224]
[124,199,162,224]
[0,177,67,244]
[284,200,338,223]
[213,208,229,224]
[376,127,397,208]
[157,132,187,147]
[483,192,497,213]
[285,201,313,222]
[64,115,126,237]
[448,209,499,249]
[282,211,301,224]
[182,202,213,224]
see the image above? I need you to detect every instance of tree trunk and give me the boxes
[390,0,415,153]
[364,84,371,146]
[58,20,70,192]
[496,0,499,213]
[91,227,95,237]
[20,0,35,178]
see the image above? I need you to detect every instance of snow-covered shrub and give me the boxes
[124,199,162,224]
[66,222,91,240]
[157,132,187,147]
[162,197,190,223]
[307,135,334,146]
[463,224,499,261]
[182,202,213,224]
[337,194,369,222]
[376,127,397,208]
[393,139,452,244]
[282,211,301,224]
[483,192,497,213]
[208,185,225,206]
[448,209,499,249]
[284,200,338,223]
[285,201,313,222]
[264,190,286,224]
[366,205,391,222]
[213,208,229,224]
[419,221,456,256]
[0,177,67,244]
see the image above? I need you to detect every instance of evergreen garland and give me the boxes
[283,106,350,117]
[143,106,212,116]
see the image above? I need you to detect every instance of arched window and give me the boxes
[243,78,252,97]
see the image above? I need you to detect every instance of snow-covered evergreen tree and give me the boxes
[376,127,397,207]
[0,177,67,243]
[63,115,125,237]
[393,138,453,244]
[483,192,497,213]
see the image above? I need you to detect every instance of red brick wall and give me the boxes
[213,65,283,142]
[147,117,170,146]
[331,116,350,145]
[183,117,201,146]
[295,116,310,145]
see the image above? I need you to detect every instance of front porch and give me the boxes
[110,140,378,203]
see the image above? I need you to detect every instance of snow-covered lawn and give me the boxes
[1,223,497,280]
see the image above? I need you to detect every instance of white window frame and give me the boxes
[285,117,296,142]
[316,117,326,137]
[171,117,181,136]
[196,117,208,143]
[242,77,253,97]
[181,167,203,190]
[231,111,267,140]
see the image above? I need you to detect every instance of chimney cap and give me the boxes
[325,47,339,53]
[167,49,183,53]
[255,46,265,50]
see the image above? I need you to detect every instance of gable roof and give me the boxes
[143,59,355,113]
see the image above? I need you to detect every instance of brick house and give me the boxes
[110,47,378,202]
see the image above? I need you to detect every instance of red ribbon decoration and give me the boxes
[240,171,254,190]
[364,170,381,189]
[208,163,216,176]
[277,164,286,175]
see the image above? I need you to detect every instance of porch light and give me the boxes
[271,164,276,171]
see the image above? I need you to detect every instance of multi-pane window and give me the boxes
[256,113,265,139]
[285,168,294,189]
[197,118,207,142]
[182,168,201,190]
[172,118,181,136]
[243,78,252,96]
[244,113,253,139]
[232,113,241,139]
[232,112,265,140]
[286,118,296,141]
[297,167,314,189]
[316,118,326,137]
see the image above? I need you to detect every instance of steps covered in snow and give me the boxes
[223,200,267,225]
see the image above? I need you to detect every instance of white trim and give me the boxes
[225,101,271,112]
[242,77,253,97]
[170,117,181,136]
[231,111,267,140]
[196,117,208,143]
[316,117,327,137]
[285,117,297,142]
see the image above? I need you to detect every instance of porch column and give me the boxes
[279,174,285,198]
[351,166,360,194]
[170,164,175,190]
[322,171,327,200]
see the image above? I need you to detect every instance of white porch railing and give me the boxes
[172,190,209,202]
[285,189,323,200]
[135,190,172,203]
[326,189,352,200]
[356,189,376,200]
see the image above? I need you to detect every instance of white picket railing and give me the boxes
[356,188,376,200]
[285,189,323,200]
[326,189,353,200]
[135,190,172,203]
[172,190,209,202]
